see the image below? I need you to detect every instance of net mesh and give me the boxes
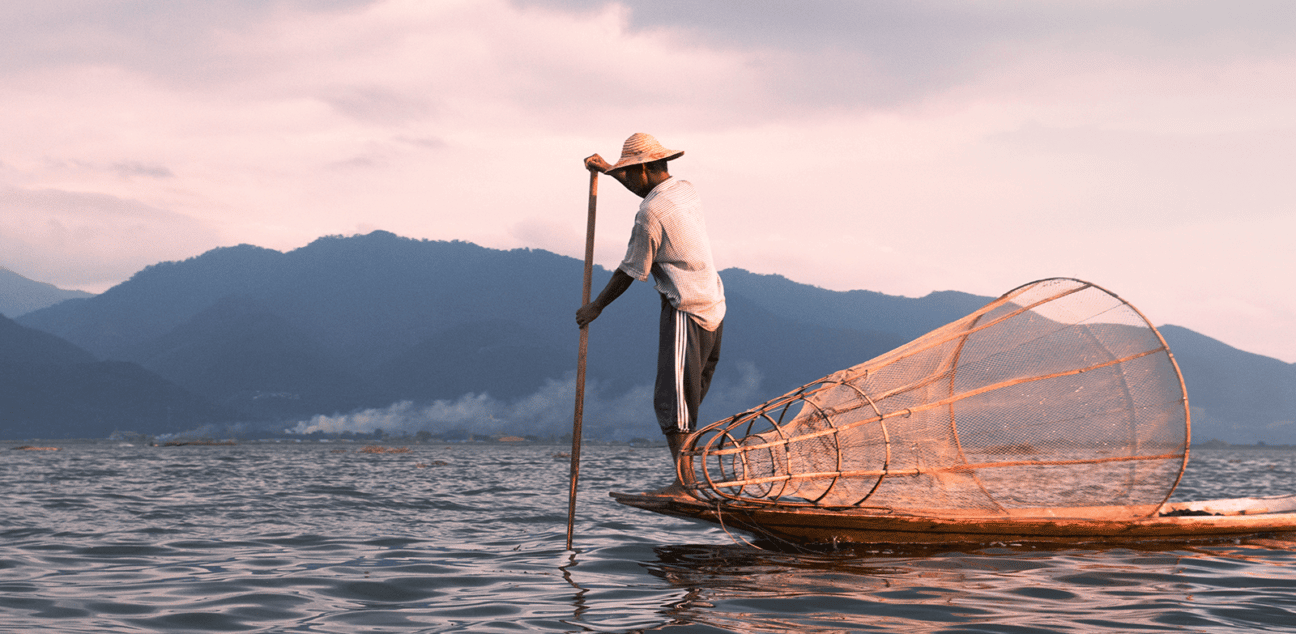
[683,278,1190,520]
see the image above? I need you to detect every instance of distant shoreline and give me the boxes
[0,437,667,448]
[0,438,1283,450]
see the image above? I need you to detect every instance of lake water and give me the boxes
[3,441,1295,633]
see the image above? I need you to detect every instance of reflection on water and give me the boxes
[1,442,1294,632]
[643,540,1296,632]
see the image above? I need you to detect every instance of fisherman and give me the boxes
[576,132,726,472]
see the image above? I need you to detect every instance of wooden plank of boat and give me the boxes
[610,490,1296,546]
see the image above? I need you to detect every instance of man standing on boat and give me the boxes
[576,133,726,469]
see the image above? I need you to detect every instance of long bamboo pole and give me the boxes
[566,168,598,550]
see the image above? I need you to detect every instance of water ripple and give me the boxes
[2,442,1295,632]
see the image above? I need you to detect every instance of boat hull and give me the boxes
[611,491,1296,546]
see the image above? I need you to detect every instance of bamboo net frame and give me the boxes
[679,278,1191,520]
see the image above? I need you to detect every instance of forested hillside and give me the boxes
[8,232,1293,443]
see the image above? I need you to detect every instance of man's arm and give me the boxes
[576,268,633,327]
[585,154,633,190]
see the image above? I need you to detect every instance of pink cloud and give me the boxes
[0,0,1293,360]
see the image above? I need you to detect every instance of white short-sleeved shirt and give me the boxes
[618,177,726,331]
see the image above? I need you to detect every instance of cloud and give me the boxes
[0,2,374,83]
[517,0,1296,110]
[321,86,437,126]
[0,0,1293,362]
[0,187,222,291]
[112,161,176,179]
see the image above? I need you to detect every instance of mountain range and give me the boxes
[0,266,94,318]
[4,231,1294,443]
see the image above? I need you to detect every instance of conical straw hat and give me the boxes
[607,132,684,173]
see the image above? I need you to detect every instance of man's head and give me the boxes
[608,133,682,197]
[617,158,671,197]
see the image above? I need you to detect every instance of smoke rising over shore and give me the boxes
[284,362,763,441]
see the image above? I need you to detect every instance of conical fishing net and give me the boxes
[682,278,1190,520]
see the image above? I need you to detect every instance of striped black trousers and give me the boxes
[654,294,723,435]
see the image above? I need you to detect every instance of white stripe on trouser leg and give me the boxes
[674,308,688,432]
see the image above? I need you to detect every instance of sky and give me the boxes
[1,0,1293,362]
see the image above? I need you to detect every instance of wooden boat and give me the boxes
[611,280,1296,547]
[612,490,1296,546]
